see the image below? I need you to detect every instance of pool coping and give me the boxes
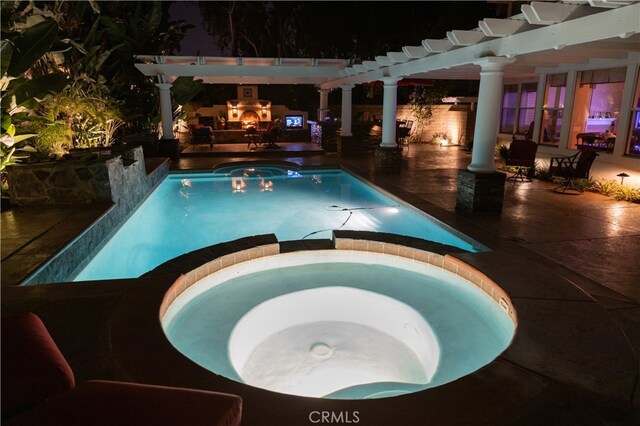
[158,233,517,326]
[108,232,638,426]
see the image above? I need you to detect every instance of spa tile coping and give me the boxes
[158,232,517,326]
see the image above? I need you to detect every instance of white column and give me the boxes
[532,73,546,144]
[156,83,174,139]
[468,58,514,172]
[340,84,354,136]
[318,89,330,121]
[380,77,401,148]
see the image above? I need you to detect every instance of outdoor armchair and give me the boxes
[2,312,243,426]
[549,148,598,194]
[190,125,215,148]
[260,125,281,148]
[505,139,538,182]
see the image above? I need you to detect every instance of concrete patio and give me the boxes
[2,144,639,424]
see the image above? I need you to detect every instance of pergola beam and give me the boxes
[320,3,639,89]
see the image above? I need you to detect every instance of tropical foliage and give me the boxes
[1,0,200,167]
[408,81,450,126]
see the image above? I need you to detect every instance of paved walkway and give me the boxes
[2,144,639,424]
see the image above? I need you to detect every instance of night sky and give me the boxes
[169,1,219,55]
[168,1,500,58]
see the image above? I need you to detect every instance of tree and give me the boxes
[197,1,497,60]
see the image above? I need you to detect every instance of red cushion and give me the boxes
[1,313,75,415]
[7,380,242,426]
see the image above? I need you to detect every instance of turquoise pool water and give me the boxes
[74,167,483,281]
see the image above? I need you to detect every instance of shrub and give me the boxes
[613,185,640,203]
[590,179,619,196]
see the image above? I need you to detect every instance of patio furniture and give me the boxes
[245,125,260,149]
[190,126,215,148]
[505,139,538,182]
[576,132,615,153]
[549,148,598,194]
[2,312,243,425]
[260,125,280,148]
[1,313,75,419]
[397,121,412,147]
[512,121,535,142]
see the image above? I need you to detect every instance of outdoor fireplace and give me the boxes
[227,85,271,129]
[240,110,260,129]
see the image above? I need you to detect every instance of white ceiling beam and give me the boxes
[197,76,340,85]
[421,38,454,53]
[522,2,594,25]
[375,56,393,66]
[535,52,639,73]
[352,64,368,73]
[479,18,528,37]
[447,30,486,46]
[588,0,636,8]
[402,45,430,59]
[387,51,411,63]
[362,60,381,70]
[135,64,345,79]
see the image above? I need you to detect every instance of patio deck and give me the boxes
[1,144,639,424]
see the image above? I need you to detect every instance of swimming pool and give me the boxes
[74,166,483,281]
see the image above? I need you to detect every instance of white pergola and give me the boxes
[135,0,640,174]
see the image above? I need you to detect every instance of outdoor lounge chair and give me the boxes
[505,139,538,182]
[190,126,215,148]
[2,312,243,425]
[549,148,598,194]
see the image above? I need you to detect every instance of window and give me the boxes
[541,73,566,144]
[569,67,625,153]
[628,73,640,155]
[500,84,518,133]
[517,83,537,134]
[500,82,538,136]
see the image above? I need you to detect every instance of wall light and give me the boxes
[261,105,267,117]
[232,105,238,117]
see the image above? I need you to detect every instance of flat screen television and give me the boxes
[285,115,303,129]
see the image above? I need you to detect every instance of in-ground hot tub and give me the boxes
[161,241,516,400]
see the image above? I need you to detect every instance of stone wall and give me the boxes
[209,129,310,144]
[309,121,340,151]
[7,156,112,205]
[348,104,474,146]
[18,147,169,284]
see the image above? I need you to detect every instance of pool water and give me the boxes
[162,251,515,399]
[74,167,482,281]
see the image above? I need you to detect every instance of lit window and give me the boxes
[517,83,537,134]
[569,67,625,153]
[500,83,537,137]
[500,84,518,134]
